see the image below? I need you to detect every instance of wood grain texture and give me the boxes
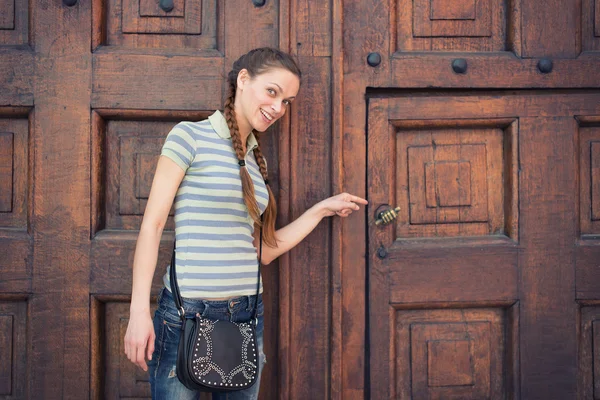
[92,54,223,110]
[30,0,92,395]
[254,122,281,400]
[0,314,13,395]
[329,0,344,397]
[341,0,391,397]
[0,0,14,30]
[518,116,577,398]
[579,125,600,236]
[397,0,508,52]
[0,118,29,229]
[578,304,600,398]
[576,245,600,299]
[0,234,31,293]
[366,99,393,400]
[365,93,600,399]
[91,234,171,294]
[366,97,519,398]
[398,128,503,237]
[521,0,580,57]
[291,0,331,56]
[0,132,13,212]
[222,0,279,107]
[276,4,293,399]
[0,0,28,46]
[99,0,216,49]
[384,91,600,118]
[0,300,27,399]
[582,0,600,51]
[287,56,332,400]
[387,245,518,303]
[0,51,34,106]
[105,301,155,399]
[2,0,600,398]
[390,56,600,88]
[393,307,512,399]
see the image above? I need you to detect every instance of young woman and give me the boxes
[124,47,367,399]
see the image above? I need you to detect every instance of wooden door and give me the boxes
[1,0,287,398]
[368,92,600,399]
[340,0,600,399]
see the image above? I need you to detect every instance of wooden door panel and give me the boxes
[367,92,600,399]
[99,119,179,231]
[0,0,29,46]
[396,121,515,238]
[0,117,29,228]
[399,0,501,51]
[91,298,158,399]
[345,0,599,89]
[386,244,518,304]
[0,55,34,106]
[367,96,521,399]
[579,123,600,238]
[577,149,600,301]
[91,55,223,110]
[0,113,31,294]
[518,115,578,397]
[579,305,600,400]
[90,113,185,295]
[96,0,218,49]
[0,16,33,296]
[575,117,600,400]
[392,307,516,399]
[0,300,27,399]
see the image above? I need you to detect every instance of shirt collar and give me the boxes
[208,110,258,153]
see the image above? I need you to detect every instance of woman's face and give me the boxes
[236,67,300,133]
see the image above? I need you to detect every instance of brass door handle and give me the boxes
[375,206,401,226]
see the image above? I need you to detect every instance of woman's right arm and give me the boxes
[124,155,185,371]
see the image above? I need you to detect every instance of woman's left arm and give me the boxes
[255,192,367,264]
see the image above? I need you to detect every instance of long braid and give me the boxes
[253,137,277,247]
[224,79,262,225]
[224,47,302,248]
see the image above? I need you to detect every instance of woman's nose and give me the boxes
[271,101,283,114]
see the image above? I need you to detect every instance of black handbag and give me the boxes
[168,226,263,392]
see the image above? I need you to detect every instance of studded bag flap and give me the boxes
[169,223,263,392]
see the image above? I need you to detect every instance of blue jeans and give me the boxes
[148,288,266,400]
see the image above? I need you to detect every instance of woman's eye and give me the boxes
[267,89,276,95]
[283,100,291,106]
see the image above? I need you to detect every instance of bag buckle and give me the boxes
[177,305,186,322]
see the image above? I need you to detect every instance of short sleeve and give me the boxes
[161,122,197,171]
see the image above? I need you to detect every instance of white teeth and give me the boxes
[260,109,273,121]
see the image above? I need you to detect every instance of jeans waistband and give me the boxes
[159,287,261,314]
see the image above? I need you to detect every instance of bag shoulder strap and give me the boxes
[252,220,264,321]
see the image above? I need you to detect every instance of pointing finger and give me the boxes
[351,195,368,205]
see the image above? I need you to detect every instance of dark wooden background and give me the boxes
[1,0,600,398]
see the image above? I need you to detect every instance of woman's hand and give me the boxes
[317,192,368,218]
[124,311,155,371]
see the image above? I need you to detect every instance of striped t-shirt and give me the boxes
[161,110,268,299]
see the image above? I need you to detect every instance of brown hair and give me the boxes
[224,48,301,247]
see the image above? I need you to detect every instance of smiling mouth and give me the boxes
[260,109,274,122]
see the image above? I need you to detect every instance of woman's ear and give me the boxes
[237,69,250,89]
